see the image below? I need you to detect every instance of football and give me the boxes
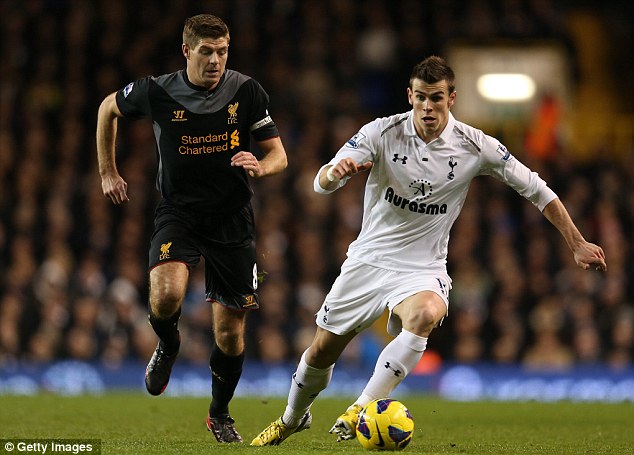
[356,398,414,451]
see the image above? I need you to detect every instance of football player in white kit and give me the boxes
[251,56,607,446]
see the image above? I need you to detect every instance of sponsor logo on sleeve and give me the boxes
[123,82,134,98]
[498,144,512,161]
[346,132,366,149]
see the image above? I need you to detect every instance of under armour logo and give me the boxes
[384,362,402,377]
[448,157,457,180]
[392,154,408,164]
[292,373,304,389]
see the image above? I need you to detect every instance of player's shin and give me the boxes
[283,350,333,427]
[148,308,181,353]
[209,344,245,417]
[358,330,427,404]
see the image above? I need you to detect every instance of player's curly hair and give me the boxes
[183,14,230,49]
[410,56,455,94]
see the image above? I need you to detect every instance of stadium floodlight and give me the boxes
[476,73,536,102]
[446,43,572,127]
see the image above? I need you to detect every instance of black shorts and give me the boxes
[149,199,259,310]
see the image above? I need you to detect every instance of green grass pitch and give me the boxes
[1,393,632,454]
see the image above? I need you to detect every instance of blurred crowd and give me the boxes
[0,0,632,372]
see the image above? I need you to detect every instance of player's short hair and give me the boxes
[410,56,455,94]
[183,14,230,49]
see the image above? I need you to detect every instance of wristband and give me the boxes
[326,166,339,182]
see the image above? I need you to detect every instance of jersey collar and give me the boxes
[181,69,226,95]
[405,110,456,144]
[438,112,456,143]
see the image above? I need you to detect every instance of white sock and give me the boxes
[282,350,333,427]
[356,330,427,407]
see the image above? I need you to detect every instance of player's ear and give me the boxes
[448,91,456,108]
[182,43,190,59]
[407,87,413,106]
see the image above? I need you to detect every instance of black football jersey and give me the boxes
[115,69,279,212]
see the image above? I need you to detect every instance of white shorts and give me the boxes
[316,258,452,337]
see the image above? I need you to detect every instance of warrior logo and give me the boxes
[242,295,258,308]
[212,370,226,382]
[172,110,187,122]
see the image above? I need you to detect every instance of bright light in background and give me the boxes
[446,44,571,125]
[477,73,536,101]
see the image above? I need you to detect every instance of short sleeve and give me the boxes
[115,77,152,119]
[246,79,279,142]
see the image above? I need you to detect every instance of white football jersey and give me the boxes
[314,111,557,272]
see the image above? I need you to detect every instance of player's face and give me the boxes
[183,37,229,90]
[407,78,456,143]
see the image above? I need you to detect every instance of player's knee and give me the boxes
[150,292,182,319]
[305,341,344,369]
[404,301,444,335]
[149,264,188,317]
[213,325,244,354]
[304,346,332,368]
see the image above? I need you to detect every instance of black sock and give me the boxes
[148,308,181,354]
[209,344,245,417]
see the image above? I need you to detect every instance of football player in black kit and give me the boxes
[96,14,287,443]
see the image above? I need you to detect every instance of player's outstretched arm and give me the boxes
[316,158,373,192]
[542,198,607,271]
[96,92,129,205]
